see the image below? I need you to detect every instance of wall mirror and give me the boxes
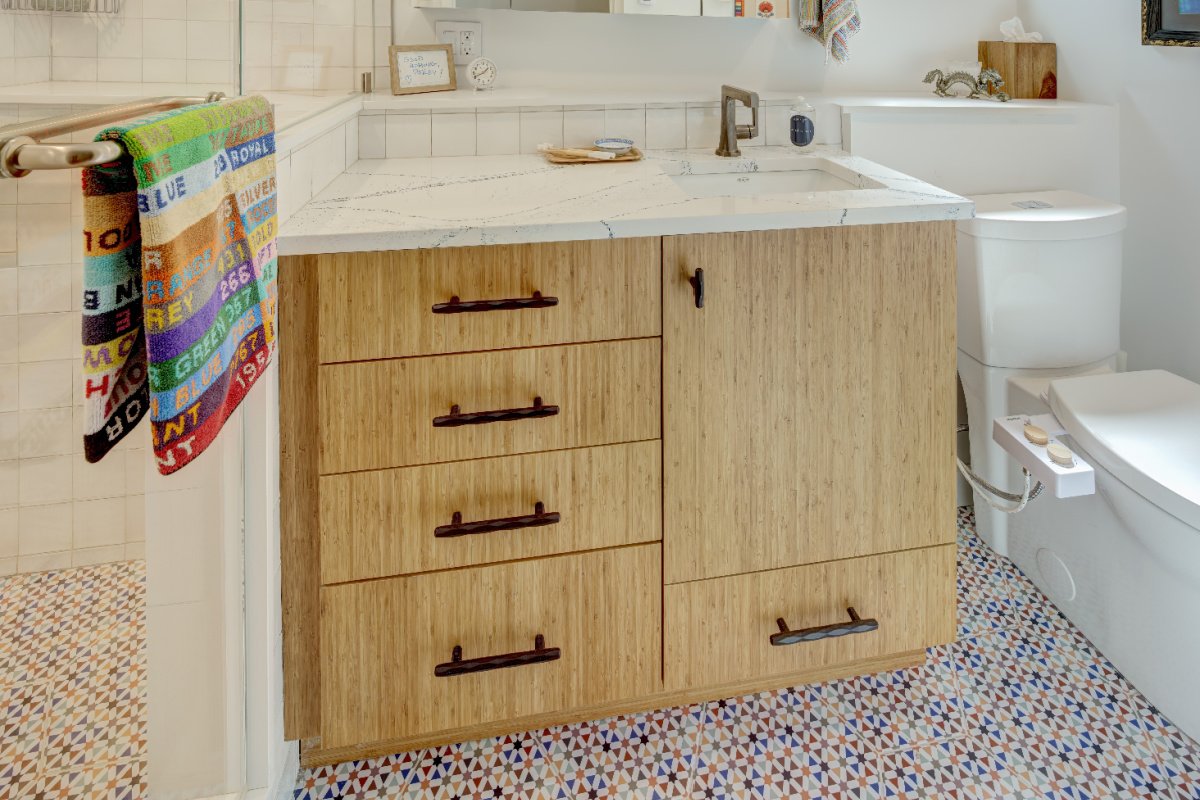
[411,0,785,19]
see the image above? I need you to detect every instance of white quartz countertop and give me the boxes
[278,145,973,255]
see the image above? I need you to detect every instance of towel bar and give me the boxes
[0,92,226,179]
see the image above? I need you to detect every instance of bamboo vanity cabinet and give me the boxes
[280,224,958,765]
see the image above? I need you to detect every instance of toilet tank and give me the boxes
[957,190,1127,369]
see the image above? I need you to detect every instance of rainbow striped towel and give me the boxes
[800,0,860,64]
[81,95,278,475]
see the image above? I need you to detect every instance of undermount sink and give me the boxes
[669,168,865,198]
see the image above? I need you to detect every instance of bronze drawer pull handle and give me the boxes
[689,268,704,308]
[432,291,559,314]
[434,502,561,538]
[434,634,561,678]
[770,607,879,647]
[432,396,560,428]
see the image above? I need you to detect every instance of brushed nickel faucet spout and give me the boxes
[716,85,759,158]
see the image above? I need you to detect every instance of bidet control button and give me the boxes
[1047,442,1075,467]
[1024,425,1049,446]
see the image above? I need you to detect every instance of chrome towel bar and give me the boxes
[0,92,226,179]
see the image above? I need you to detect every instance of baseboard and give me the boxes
[300,649,926,769]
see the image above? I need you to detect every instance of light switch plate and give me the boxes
[434,21,483,66]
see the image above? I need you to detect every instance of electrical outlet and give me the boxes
[434,21,483,66]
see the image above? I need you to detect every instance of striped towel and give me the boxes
[81,95,278,475]
[800,0,860,64]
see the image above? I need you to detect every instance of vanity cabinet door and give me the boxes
[662,224,958,584]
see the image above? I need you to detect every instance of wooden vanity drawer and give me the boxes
[663,545,955,691]
[316,239,661,363]
[320,441,662,584]
[320,544,661,749]
[319,339,661,474]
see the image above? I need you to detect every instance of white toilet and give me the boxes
[957,190,1200,742]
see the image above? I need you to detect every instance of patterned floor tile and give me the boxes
[0,560,147,798]
[549,705,700,799]
[877,738,1039,799]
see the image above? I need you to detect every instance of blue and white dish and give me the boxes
[594,138,635,154]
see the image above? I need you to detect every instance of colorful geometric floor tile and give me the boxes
[0,560,147,800]
[286,508,1200,800]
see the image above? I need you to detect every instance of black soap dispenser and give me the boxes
[790,96,816,150]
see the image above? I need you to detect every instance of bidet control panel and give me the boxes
[993,413,1096,498]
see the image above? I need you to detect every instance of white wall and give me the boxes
[394,0,1018,92]
[1018,0,1200,384]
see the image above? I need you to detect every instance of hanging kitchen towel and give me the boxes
[799,0,860,64]
[81,95,278,475]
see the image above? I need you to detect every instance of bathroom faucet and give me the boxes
[716,85,760,158]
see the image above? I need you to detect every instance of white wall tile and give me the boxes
[142,57,188,83]
[0,268,14,315]
[0,461,15,508]
[0,412,15,461]
[359,113,384,158]
[17,550,70,573]
[519,111,563,155]
[18,502,72,556]
[563,110,604,149]
[345,116,359,165]
[431,113,476,158]
[314,0,354,24]
[0,318,16,366]
[18,407,73,459]
[16,205,72,267]
[51,16,99,57]
[244,22,273,67]
[0,206,14,254]
[0,509,16,560]
[18,456,72,504]
[18,313,74,362]
[385,113,432,158]
[186,0,231,20]
[0,365,15,415]
[687,105,722,150]
[604,108,646,150]
[124,541,145,560]
[126,454,146,497]
[186,59,231,84]
[14,58,50,86]
[73,497,125,549]
[74,452,125,500]
[314,24,353,67]
[17,265,72,314]
[186,20,230,60]
[646,107,687,150]
[98,58,144,83]
[17,361,71,410]
[144,0,187,18]
[143,18,187,60]
[71,544,126,568]
[14,16,51,58]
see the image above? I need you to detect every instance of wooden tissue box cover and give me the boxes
[978,41,1057,99]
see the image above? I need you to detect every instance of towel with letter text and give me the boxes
[81,95,278,474]
[800,0,860,64]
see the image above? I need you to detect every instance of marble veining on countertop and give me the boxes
[277,145,974,255]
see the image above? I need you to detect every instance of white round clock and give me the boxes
[466,57,497,91]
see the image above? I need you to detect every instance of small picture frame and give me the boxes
[389,44,458,95]
[1143,0,1200,46]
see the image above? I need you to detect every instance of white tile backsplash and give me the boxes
[385,113,432,158]
[646,107,687,150]
[563,110,604,149]
[605,108,647,150]
[520,111,564,155]
[359,113,385,158]
[431,113,477,158]
[475,112,520,157]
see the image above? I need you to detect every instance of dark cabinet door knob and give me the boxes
[689,268,704,309]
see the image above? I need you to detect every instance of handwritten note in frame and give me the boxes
[389,44,458,95]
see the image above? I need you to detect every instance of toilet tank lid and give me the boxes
[958,190,1128,241]
[1049,370,1200,530]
